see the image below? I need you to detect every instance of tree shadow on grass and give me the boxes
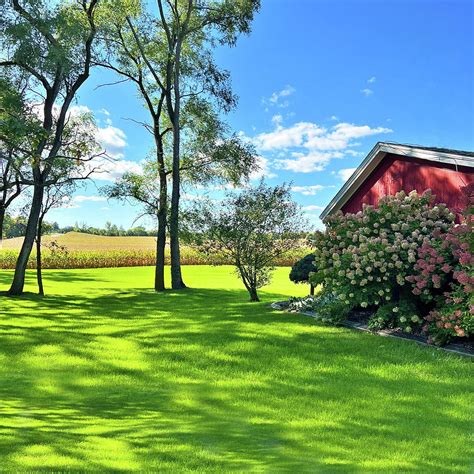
[0,273,472,471]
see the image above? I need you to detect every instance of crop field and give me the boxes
[0,232,309,269]
[1,232,157,251]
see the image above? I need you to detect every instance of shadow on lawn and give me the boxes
[0,272,472,471]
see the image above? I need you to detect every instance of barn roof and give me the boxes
[320,142,474,220]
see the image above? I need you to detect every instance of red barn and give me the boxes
[320,142,474,220]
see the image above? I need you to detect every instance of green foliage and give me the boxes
[191,182,306,301]
[289,253,316,284]
[287,292,350,325]
[367,299,422,332]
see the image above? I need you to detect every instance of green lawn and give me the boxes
[0,266,472,472]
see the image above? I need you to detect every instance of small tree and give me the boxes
[193,182,305,302]
[289,254,316,295]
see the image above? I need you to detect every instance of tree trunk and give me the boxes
[169,37,186,290]
[8,182,44,296]
[36,215,44,296]
[248,286,260,302]
[310,283,315,296]
[155,172,167,292]
[0,207,5,249]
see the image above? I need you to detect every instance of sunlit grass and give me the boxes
[0,266,472,472]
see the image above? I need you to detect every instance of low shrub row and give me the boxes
[299,190,473,346]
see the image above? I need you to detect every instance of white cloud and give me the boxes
[69,105,92,116]
[99,108,111,116]
[368,76,376,83]
[73,195,106,203]
[330,115,339,121]
[269,85,295,105]
[96,126,127,159]
[252,120,391,173]
[250,155,277,180]
[337,168,357,181]
[263,85,295,109]
[90,157,143,182]
[361,88,373,97]
[302,204,325,211]
[271,114,283,126]
[291,185,325,195]
[255,122,324,151]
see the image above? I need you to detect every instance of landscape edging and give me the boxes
[270,302,473,359]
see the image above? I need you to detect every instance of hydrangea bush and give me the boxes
[310,190,455,310]
[409,223,474,345]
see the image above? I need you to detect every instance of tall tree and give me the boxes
[156,0,260,289]
[1,0,100,295]
[97,1,258,290]
[97,5,172,291]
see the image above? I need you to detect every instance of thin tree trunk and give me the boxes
[155,171,167,292]
[8,182,44,296]
[36,215,44,296]
[310,283,315,296]
[169,36,186,290]
[0,207,5,249]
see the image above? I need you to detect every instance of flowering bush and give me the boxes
[310,190,455,310]
[410,223,474,345]
[367,299,422,333]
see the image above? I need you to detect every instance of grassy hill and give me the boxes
[1,231,157,251]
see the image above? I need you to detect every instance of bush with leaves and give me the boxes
[310,190,455,310]
[190,182,306,302]
[289,253,316,294]
[367,299,422,333]
[407,223,474,345]
[288,292,350,325]
[288,293,350,326]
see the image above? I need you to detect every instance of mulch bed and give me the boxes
[271,301,474,358]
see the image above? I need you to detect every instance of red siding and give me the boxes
[341,154,474,216]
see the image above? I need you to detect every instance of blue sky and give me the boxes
[46,0,474,230]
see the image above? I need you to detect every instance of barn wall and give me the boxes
[341,154,474,215]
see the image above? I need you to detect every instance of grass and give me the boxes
[0,266,472,472]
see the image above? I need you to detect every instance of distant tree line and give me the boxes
[2,212,155,239]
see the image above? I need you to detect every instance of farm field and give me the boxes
[1,231,157,251]
[0,266,472,472]
[0,232,310,269]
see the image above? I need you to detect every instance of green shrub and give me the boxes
[289,253,316,294]
[288,292,350,326]
[368,299,422,332]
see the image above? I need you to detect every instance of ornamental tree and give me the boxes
[289,254,316,295]
[190,182,306,302]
